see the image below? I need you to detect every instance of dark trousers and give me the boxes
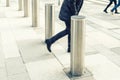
[49,20,71,49]
[104,0,117,12]
[111,0,120,12]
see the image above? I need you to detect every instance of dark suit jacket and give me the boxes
[59,0,83,21]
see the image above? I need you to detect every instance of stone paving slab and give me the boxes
[0,7,6,18]
[5,57,27,76]
[93,45,120,67]
[1,31,20,58]
[8,72,30,80]
[86,29,120,48]
[0,68,7,80]
[86,54,120,80]
[17,39,48,63]
[111,47,120,55]
[0,33,5,68]
[26,54,70,80]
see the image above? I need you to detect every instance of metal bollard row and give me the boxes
[8,0,86,77]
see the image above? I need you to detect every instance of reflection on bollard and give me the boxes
[32,0,40,27]
[70,15,86,76]
[45,3,55,40]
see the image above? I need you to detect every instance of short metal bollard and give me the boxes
[24,0,29,17]
[18,0,22,11]
[70,15,86,76]
[45,3,55,40]
[6,0,9,7]
[32,0,40,27]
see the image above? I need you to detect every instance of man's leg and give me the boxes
[46,21,69,52]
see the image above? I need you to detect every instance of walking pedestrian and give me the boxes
[45,0,84,53]
[111,0,120,14]
[103,0,119,13]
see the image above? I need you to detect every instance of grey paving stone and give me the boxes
[8,73,30,80]
[111,47,120,55]
[0,33,5,68]
[6,57,26,76]
[0,8,6,18]
[93,45,120,67]
[26,54,70,80]
[17,39,48,63]
[0,68,7,80]
[1,31,20,58]
[112,29,120,35]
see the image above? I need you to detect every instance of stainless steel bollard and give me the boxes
[18,0,22,11]
[6,0,9,7]
[70,15,85,76]
[32,0,40,27]
[24,0,29,17]
[58,0,60,6]
[45,3,55,40]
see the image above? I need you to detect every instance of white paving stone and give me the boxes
[0,68,7,79]
[1,31,20,58]
[86,54,120,80]
[8,73,30,80]
[26,54,70,80]
[13,29,40,41]
[6,57,26,75]
[17,39,48,63]
[0,51,5,68]
[86,31,120,48]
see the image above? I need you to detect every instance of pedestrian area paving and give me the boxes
[1,0,120,80]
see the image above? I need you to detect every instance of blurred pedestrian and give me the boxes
[45,0,84,53]
[111,0,120,14]
[103,0,119,13]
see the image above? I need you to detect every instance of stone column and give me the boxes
[32,0,40,27]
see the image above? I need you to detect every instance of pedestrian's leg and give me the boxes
[67,31,71,52]
[104,0,112,13]
[114,0,118,13]
[46,21,69,52]
[111,0,120,12]
[64,20,71,52]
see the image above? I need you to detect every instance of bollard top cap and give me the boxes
[71,15,85,20]
[45,3,54,6]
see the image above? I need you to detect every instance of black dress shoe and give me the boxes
[103,10,108,13]
[115,12,120,14]
[67,48,70,53]
[46,39,52,52]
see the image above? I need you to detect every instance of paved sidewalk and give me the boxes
[0,0,120,80]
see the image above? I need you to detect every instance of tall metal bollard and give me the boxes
[18,0,22,11]
[45,3,55,40]
[6,0,9,7]
[32,0,40,27]
[24,0,29,17]
[70,15,85,76]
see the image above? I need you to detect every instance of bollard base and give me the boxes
[63,68,95,80]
